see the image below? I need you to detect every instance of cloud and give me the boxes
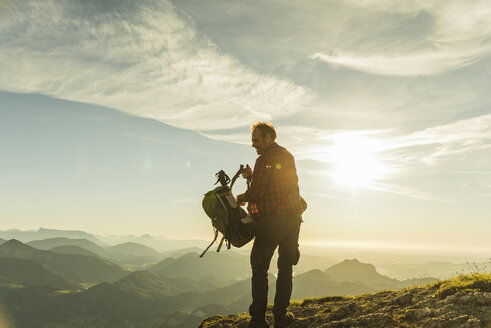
[312,0,491,76]
[203,114,490,200]
[390,113,491,164]
[0,0,311,131]
[302,191,365,202]
[165,0,488,136]
[198,131,251,145]
[363,181,450,202]
[1,0,488,203]
[311,49,484,76]
[203,114,491,167]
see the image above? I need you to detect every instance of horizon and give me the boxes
[1,0,490,256]
[1,227,489,260]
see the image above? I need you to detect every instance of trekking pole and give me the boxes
[230,164,246,190]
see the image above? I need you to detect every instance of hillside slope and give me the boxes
[0,228,105,245]
[106,242,162,258]
[149,251,249,281]
[324,259,437,291]
[199,273,491,328]
[49,245,101,258]
[0,240,127,283]
[114,271,198,297]
[0,258,79,290]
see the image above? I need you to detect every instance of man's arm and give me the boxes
[239,156,268,202]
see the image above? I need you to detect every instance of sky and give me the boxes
[0,0,490,256]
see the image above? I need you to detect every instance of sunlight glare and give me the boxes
[329,134,388,189]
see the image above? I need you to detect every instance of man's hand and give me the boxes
[236,193,247,206]
[241,164,253,179]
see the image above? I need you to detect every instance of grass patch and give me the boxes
[52,289,74,295]
[300,295,349,306]
[434,273,491,299]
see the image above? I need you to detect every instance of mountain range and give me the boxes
[2,234,484,328]
[3,228,486,279]
[27,237,105,254]
[0,228,211,252]
[96,233,210,253]
[0,257,79,290]
[0,239,128,284]
[149,251,250,281]
[49,245,101,258]
[113,270,218,298]
[0,228,105,245]
[26,237,165,270]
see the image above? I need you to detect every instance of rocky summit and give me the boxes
[199,273,491,328]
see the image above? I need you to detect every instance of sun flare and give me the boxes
[329,134,389,189]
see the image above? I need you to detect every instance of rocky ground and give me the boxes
[199,273,491,328]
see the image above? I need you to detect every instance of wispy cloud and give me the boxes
[311,49,485,76]
[203,114,491,166]
[302,191,365,202]
[198,131,251,145]
[391,114,491,164]
[363,181,451,202]
[204,113,490,200]
[312,0,491,76]
[0,0,311,131]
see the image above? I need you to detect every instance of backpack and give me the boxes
[200,165,254,257]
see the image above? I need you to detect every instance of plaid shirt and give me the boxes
[244,143,307,218]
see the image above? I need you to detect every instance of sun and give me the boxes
[328,134,388,189]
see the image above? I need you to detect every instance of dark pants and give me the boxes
[249,213,302,321]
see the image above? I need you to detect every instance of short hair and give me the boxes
[251,122,276,141]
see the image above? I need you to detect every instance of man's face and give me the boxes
[251,129,272,155]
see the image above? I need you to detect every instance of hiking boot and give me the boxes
[274,311,295,327]
[248,318,270,328]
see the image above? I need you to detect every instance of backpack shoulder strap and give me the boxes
[216,235,226,252]
[200,229,219,258]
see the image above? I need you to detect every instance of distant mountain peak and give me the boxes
[0,228,106,245]
[0,238,127,284]
[328,258,377,272]
[323,258,395,288]
[341,258,361,264]
[116,242,148,247]
[38,227,83,233]
[4,238,22,244]
[1,239,29,248]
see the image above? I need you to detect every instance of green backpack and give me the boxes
[200,166,254,257]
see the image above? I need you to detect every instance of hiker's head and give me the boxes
[251,122,276,155]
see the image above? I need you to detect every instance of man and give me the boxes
[236,122,307,328]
